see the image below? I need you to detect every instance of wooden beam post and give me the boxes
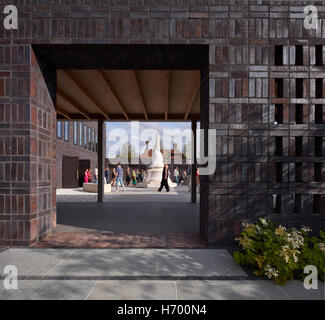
[98,119,105,203]
[191,120,197,203]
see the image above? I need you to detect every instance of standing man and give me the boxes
[116,163,125,192]
[104,167,109,184]
[94,166,99,184]
[158,164,170,192]
[186,161,192,192]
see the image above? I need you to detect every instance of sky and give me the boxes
[105,121,194,159]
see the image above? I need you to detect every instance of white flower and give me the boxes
[319,243,325,253]
[301,226,312,233]
[264,264,279,279]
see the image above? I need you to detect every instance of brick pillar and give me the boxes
[0,46,56,246]
[29,48,57,244]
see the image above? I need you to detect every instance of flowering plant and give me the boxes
[233,218,325,285]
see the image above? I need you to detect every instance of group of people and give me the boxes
[83,167,99,184]
[172,166,192,186]
[84,164,199,193]
[107,166,146,189]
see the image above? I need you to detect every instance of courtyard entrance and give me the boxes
[32,44,209,248]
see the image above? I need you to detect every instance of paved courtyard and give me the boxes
[0,248,323,300]
[36,187,202,248]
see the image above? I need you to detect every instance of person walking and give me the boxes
[138,169,143,183]
[131,169,137,186]
[115,163,125,192]
[94,166,99,184]
[158,164,170,192]
[181,169,187,185]
[87,169,92,183]
[84,169,89,184]
[111,167,116,187]
[126,167,131,186]
[174,167,180,185]
[104,167,109,184]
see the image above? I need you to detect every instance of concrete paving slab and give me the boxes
[87,280,177,300]
[277,280,325,300]
[0,249,73,276]
[48,249,156,276]
[57,201,199,233]
[156,249,247,278]
[177,280,290,300]
[0,280,95,300]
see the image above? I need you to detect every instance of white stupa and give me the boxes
[137,131,177,188]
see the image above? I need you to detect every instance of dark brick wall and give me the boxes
[0,1,324,246]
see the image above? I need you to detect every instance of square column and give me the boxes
[191,120,197,203]
[98,120,105,202]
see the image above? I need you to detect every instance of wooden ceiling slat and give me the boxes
[97,71,130,120]
[63,70,110,120]
[57,89,91,120]
[165,71,170,121]
[56,106,71,119]
[184,74,200,120]
[134,70,148,120]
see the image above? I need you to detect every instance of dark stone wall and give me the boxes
[0,1,324,246]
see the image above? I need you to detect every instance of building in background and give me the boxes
[56,121,105,189]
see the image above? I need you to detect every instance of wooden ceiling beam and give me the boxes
[57,89,91,120]
[165,71,170,121]
[56,106,72,119]
[184,74,200,121]
[133,70,148,120]
[63,70,110,120]
[56,113,201,121]
[97,70,129,120]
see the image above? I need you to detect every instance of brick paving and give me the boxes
[33,232,206,249]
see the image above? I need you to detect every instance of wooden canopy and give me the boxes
[56,70,200,121]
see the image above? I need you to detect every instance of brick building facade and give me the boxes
[56,121,99,189]
[0,1,324,246]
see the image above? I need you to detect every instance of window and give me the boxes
[295,104,303,124]
[296,79,303,98]
[88,127,91,150]
[315,45,323,66]
[275,104,283,124]
[295,45,303,66]
[276,162,283,182]
[316,78,323,98]
[295,162,303,182]
[313,195,321,214]
[315,104,323,124]
[295,137,303,156]
[275,78,283,98]
[314,163,322,181]
[79,123,83,146]
[84,125,87,148]
[73,122,77,145]
[294,194,301,214]
[315,137,322,156]
[92,130,95,152]
[273,195,281,214]
[96,133,98,153]
[57,121,62,139]
[275,137,283,156]
[64,122,69,142]
[274,45,283,66]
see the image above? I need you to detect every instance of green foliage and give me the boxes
[233,219,325,285]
